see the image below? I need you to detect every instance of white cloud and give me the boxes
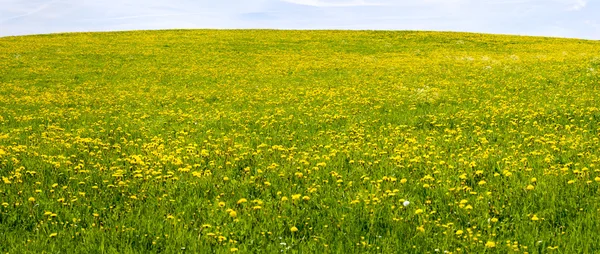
[281,0,383,7]
[568,0,587,10]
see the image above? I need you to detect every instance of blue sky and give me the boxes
[0,0,598,39]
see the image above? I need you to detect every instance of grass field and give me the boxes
[1,30,600,253]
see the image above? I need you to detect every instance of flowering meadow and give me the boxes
[1,30,600,253]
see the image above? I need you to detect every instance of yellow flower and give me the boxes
[531,215,539,221]
[218,202,226,207]
[281,196,289,202]
[28,197,35,202]
[302,196,310,201]
[415,209,424,215]
[292,194,302,200]
[526,185,535,191]
[595,177,600,182]
[290,226,298,232]
[490,218,498,223]
[49,233,58,238]
[416,226,425,232]
[456,230,463,235]
[223,177,230,181]
[229,210,237,218]
[400,178,407,184]
[478,180,487,186]
[230,248,239,252]
[485,241,496,248]
[237,198,247,204]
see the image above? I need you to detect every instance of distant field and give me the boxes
[1,30,600,253]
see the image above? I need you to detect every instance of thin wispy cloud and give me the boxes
[0,0,61,24]
[281,0,383,7]
[568,0,587,10]
[0,0,598,39]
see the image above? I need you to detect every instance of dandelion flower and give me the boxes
[485,241,496,248]
[290,226,298,233]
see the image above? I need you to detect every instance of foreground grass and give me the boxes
[1,30,600,253]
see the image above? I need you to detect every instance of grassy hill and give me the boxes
[1,30,600,253]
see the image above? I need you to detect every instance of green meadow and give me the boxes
[1,30,600,253]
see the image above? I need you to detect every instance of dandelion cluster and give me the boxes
[1,30,600,252]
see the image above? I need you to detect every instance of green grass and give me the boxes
[1,30,600,253]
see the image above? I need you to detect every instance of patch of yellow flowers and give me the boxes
[0,30,599,252]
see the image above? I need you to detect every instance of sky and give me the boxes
[0,0,598,39]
